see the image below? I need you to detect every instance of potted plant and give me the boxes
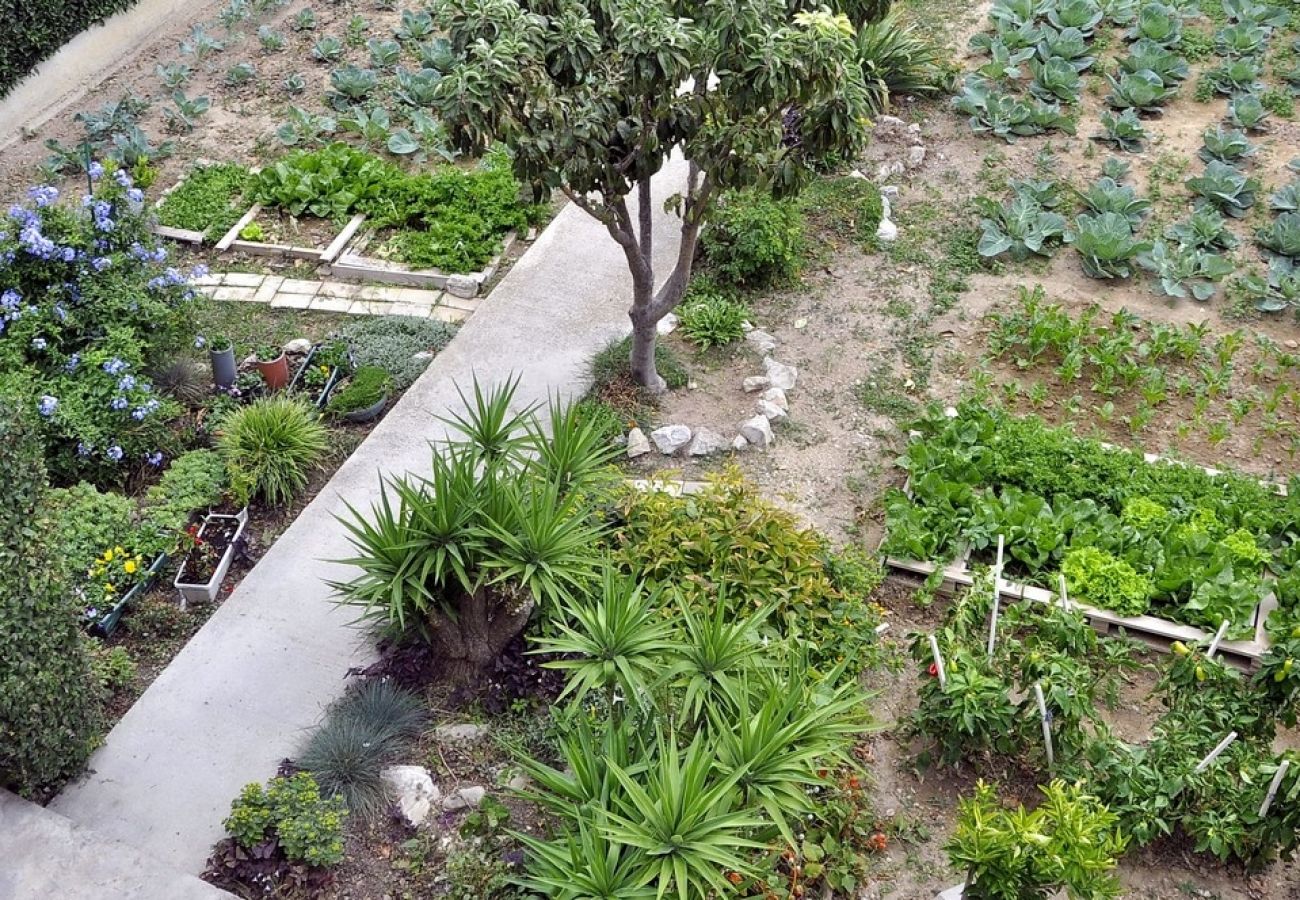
[208,334,237,389]
[940,780,1126,900]
[290,337,350,407]
[173,508,250,606]
[326,365,392,423]
[254,343,291,391]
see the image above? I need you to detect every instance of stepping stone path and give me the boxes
[193,272,475,322]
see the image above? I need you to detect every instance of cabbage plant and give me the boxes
[1166,208,1239,251]
[975,186,1069,260]
[1029,56,1083,102]
[1268,181,1300,213]
[1067,212,1152,278]
[1137,241,1235,300]
[1077,176,1150,227]
[1106,69,1175,112]
[1118,39,1188,84]
[1227,94,1269,132]
[1239,257,1300,313]
[1256,212,1300,259]
[1035,26,1095,70]
[1126,2,1183,45]
[1198,126,1256,165]
[1095,109,1148,151]
[1047,0,1104,35]
[1186,161,1259,218]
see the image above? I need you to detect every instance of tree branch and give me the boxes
[638,177,653,264]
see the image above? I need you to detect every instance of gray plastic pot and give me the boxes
[209,345,237,388]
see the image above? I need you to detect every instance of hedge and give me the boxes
[0,0,139,97]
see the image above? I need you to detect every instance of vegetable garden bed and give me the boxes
[880,404,1300,667]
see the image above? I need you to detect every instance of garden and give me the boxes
[4,0,1300,894]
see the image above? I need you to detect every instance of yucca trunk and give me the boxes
[429,585,534,680]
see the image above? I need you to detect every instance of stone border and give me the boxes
[194,271,477,322]
[328,228,517,298]
[878,456,1284,668]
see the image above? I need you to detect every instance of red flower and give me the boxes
[928,663,939,677]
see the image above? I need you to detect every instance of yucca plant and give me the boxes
[666,596,771,724]
[333,379,608,676]
[531,569,674,710]
[602,732,766,900]
[217,397,329,506]
[517,815,655,900]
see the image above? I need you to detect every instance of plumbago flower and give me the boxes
[0,160,201,484]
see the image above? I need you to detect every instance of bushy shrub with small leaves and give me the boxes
[223,773,346,868]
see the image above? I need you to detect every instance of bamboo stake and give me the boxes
[1259,760,1291,817]
[1207,620,1231,659]
[1195,732,1239,773]
[1035,682,1054,770]
[930,634,947,688]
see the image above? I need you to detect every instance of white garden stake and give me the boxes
[929,634,947,688]
[1259,760,1291,817]
[1195,731,1239,773]
[1207,620,1231,659]
[1057,573,1071,612]
[1034,682,1054,769]
[987,535,1005,661]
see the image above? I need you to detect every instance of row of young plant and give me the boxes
[155,143,541,272]
[910,574,1300,874]
[983,284,1300,453]
[209,381,896,898]
[882,401,1300,637]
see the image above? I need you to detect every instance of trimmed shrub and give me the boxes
[701,190,806,287]
[0,397,104,796]
[0,0,140,97]
[48,480,136,577]
[337,316,456,390]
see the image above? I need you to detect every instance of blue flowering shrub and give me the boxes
[0,163,203,484]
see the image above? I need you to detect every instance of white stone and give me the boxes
[877,160,905,180]
[761,387,789,411]
[742,375,770,393]
[934,886,964,900]
[381,765,440,827]
[730,434,749,452]
[880,195,892,220]
[906,146,927,169]
[435,723,490,743]
[657,313,679,335]
[907,122,921,133]
[758,399,787,422]
[445,274,479,299]
[876,114,905,130]
[626,427,651,459]
[745,329,778,353]
[876,218,899,243]
[740,415,774,448]
[688,427,727,456]
[412,350,435,362]
[282,338,312,355]
[762,357,798,391]
[793,317,807,330]
[881,185,900,198]
[650,424,693,455]
[1286,339,1298,350]
[505,773,531,792]
[442,785,486,811]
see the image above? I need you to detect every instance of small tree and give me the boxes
[431,0,873,389]
[0,396,104,796]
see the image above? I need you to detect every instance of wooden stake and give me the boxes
[1259,760,1291,817]
[1034,682,1054,770]
[1195,732,1238,773]
[1207,620,1231,659]
[929,634,947,688]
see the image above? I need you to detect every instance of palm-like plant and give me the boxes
[333,378,608,675]
[517,815,656,900]
[531,569,675,709]
[666,596,771,723]
[603,732,766,900]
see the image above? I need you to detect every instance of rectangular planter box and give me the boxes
[328,229,516,294]
[173,508,250,607]
[215,205,364,264]
[879,459,1281,669]
[90,553,169,638]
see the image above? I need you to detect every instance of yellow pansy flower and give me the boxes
[123,559,138,575]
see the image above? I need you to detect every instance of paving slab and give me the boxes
[0,791,234,900]
[50,154,690,875]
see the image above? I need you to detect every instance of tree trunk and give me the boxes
[629,284,666,393]
[429,585,534,683]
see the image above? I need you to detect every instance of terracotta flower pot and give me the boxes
[255,353,290,391]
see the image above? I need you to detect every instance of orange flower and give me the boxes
[867,832,888,852]
[726,872,744,885]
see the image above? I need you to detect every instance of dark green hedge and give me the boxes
[0,0,140,97]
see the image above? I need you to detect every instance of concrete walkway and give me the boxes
[48,157,689,878]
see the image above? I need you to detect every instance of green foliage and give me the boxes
[1257,211,1300,259]
[975,180,1067,261]
[138,450,228,553]
[217,397,329,506]
[1067,212,1152,278]
[856,13,954,114]
[333,380,614,667]
[947,780,1126,900]
[297,681,424,819]
[796,175,884,245]
[702,191,806,287]
[1095,108,1149,152]
[326,366,391,415]
[1199,125,1257,165]
[0,0,140,96]
[252,142,400,221]
[953,75,1076,141]
[1184,160,1257,218]
[48,481,136,578]
[156,163,251,239]
[90,644,136,692]
[1105,69,1176,112]
[223,773,346,867]
[677,282,750,349]
[1137,240,1234,301]
[589,336,689,394]
[0,398,104,796]
[1062,546,1152,616]
[336,315,456,390]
